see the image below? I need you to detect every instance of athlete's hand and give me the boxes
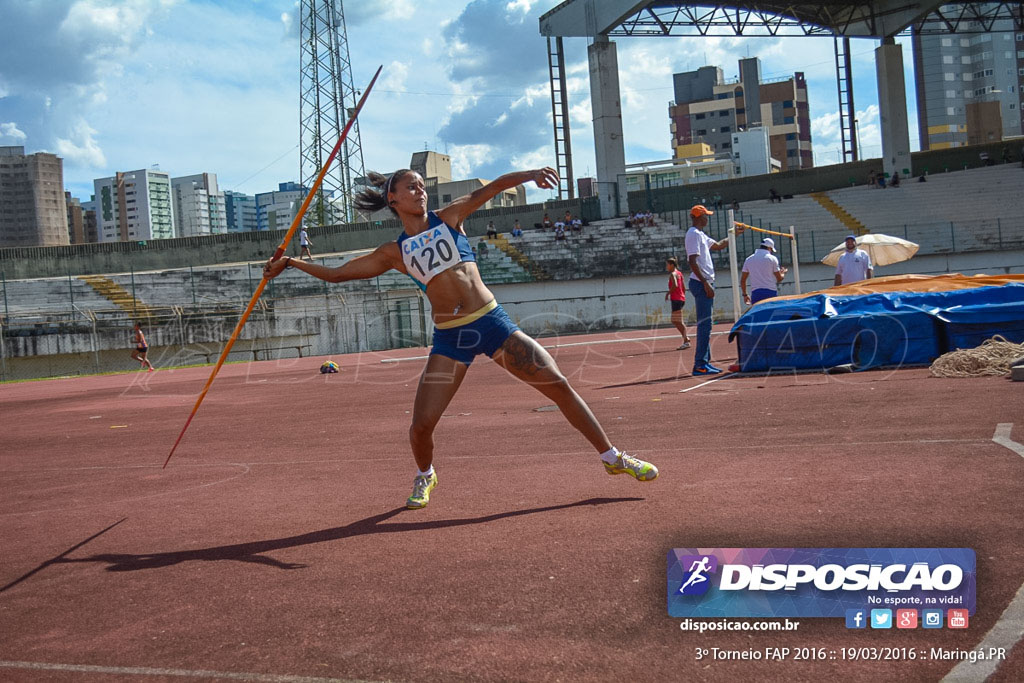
[263,256,288,280]
[532,167,559,189]
[704,282,715,299]
[743,293,751,305]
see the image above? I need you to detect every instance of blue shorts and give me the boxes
[431,301,519,366]
[750,288,777,304]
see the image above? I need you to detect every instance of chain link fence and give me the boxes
[0,291,429,382]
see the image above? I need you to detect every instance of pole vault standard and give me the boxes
[728,218,802,322]
[163,66,383,470]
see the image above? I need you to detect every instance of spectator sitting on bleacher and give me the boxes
[564,210,572,226]
[542,213,552,230]
[890,171,900,188]
[486,221,498,239]
[554,224,566,241]
[868,170,876,187]
[477,240,488,258]
[769,188,781,203]
[570,216,582,234]
[511,221,523,238]
[645,210,655,227]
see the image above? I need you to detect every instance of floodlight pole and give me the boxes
[789,225,802,295]
[727,209,741,322]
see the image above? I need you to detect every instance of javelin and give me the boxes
[163,65,383,469]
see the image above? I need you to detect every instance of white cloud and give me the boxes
[380,60,410,93]
[55,120,105,167]
[0,122,27,141]
[448,144,495,179]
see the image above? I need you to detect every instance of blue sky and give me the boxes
[0,0,920,204]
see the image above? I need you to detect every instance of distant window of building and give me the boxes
[786,149,797,157]
[736,108,745,114]
[945,72,955,81]
[941,38,952,47]
[943,55,953,64]
[785,133,796,140]
[782,100,793,108]
[947,106,956,115]
[721,126,731,133]
[1017,33,1024,40]
[734,88,743,96]
[721,142,731,149]
[783,116,795,124]
[697,129,707,136]
[695,113,706,120]
[442,194,451,203]
[946,89,956,98]
[717,93,730,100]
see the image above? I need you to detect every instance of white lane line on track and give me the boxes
[992,422,1024,458]
[380,331,731,362]
[940,580,1024,682]
[0,660,374,682]
[679,377,725,393]
[940,423,1024,682]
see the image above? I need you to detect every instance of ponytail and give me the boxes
[353,169,413,216]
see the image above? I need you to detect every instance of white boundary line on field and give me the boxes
[940,423,1024,682]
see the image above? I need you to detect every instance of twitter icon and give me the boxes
[870,609,893,629]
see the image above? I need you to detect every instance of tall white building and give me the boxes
[94,169,175,242]
[913,13,1024,149]
[256,182,307,231]
[172,173,227,237]
[731,127,780,177]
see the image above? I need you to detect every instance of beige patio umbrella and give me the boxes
[821,233,920,267]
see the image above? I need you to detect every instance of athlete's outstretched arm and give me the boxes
[438,168,558,228]
[264,243,398,282]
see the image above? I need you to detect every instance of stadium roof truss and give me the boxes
[540,1,1024,39]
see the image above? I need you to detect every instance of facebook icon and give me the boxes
[845,609,867,629]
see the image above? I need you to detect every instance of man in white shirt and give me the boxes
[299,228,314,261]
[685,204,744,375]
[834,235,873,286]
[741,238,787,305]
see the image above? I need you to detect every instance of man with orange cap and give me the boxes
[684,204,744,375]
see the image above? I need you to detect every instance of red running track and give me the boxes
[1,325,1022,682]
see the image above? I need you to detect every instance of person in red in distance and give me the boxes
[264,167,659,509]
[664,257,691,350]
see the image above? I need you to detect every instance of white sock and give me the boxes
[417,466,434,477]
[599,447,620,464]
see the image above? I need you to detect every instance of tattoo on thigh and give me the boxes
[502,334,548,376]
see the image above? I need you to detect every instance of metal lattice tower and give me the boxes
[299,0,366,225]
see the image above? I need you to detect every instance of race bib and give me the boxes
[401,226,461,287]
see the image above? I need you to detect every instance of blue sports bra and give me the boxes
[396,211,476,291]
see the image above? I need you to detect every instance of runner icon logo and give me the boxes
[677,555,718,596]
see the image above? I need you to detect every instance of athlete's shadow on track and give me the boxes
[58,497,644,574]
